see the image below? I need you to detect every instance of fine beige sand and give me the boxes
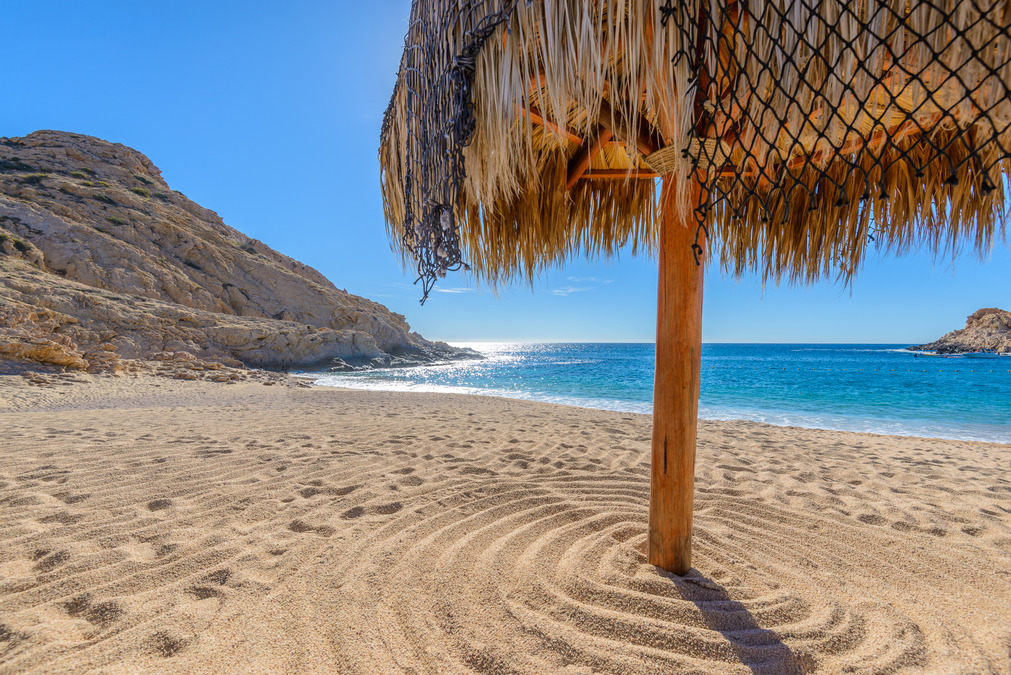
[0,374,1009,674]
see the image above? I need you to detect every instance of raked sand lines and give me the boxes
[0,378,1009,673]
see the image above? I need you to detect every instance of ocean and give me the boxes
[310,343,1011,443]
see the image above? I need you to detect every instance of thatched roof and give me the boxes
[380,0,1010,297]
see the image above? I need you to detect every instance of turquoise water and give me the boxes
[311,343,1011,443]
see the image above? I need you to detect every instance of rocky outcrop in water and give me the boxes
[0,130,477,374]
[909,308,1011,355]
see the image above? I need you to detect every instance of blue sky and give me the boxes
[4,1,1008,343]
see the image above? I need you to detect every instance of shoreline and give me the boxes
[307,371,1011,445]
[4,360,1007,444]
[2,369,1009,447]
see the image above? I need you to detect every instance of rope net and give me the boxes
[669,0,1011,281]
[380,0,518,302]
[381,0,1011,300]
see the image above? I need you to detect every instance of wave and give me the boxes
[312,373,652,415]
[698,406,1010,444]
[312,375,1008,444]
[790,347,917,354]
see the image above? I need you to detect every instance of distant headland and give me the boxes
[909,307,1011,355]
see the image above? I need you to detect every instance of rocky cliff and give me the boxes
[910,308,1011,354]
[0,130,473,374]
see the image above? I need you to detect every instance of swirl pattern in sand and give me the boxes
[0,378,1009,673]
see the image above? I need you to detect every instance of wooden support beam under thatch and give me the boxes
[579,169,660,180]
[518,105,583,144]
[597,99,661,157]
[720,115,940,180]
[784,117,934,171]
[566,128,613,190]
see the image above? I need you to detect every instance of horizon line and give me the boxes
[443,340,922,345]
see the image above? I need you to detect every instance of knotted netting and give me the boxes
[651,0,1011,281]
[380,0,1011,300]
[380,0,519,302]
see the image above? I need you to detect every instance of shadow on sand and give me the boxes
[655,567,818,675]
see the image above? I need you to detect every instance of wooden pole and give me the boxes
[648,177,705,575]
[566,128,613,190]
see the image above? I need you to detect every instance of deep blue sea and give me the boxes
[311,343,1011,443]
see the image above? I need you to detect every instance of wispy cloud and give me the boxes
[435,287,474,294]
[549,276,614,296]
[551,286,589,296]
[566,276,613,284]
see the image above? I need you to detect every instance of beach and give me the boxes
[1,373,1009,674]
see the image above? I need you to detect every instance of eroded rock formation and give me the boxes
[910,308,1011,354]
[0,130,475,374]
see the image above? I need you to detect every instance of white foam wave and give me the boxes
[790,347,917,354]
[309,375,1008,443]
[698,405,1010,443]
[312,373,651,415]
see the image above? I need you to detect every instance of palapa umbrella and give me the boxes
[379,0,1011,574]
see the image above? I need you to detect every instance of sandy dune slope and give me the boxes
[0,376,1009,674]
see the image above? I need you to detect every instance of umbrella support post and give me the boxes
[648,177,704,575]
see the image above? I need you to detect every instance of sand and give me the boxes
[0,373,1009,674]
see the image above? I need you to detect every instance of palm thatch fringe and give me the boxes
[380,0,1010,293]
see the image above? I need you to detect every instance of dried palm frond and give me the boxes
[379,0,1010,298]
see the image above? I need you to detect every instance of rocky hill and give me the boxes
[0,130,473,374]
[910,308,1011,354]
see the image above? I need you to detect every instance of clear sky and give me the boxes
[5,1,1008,343]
